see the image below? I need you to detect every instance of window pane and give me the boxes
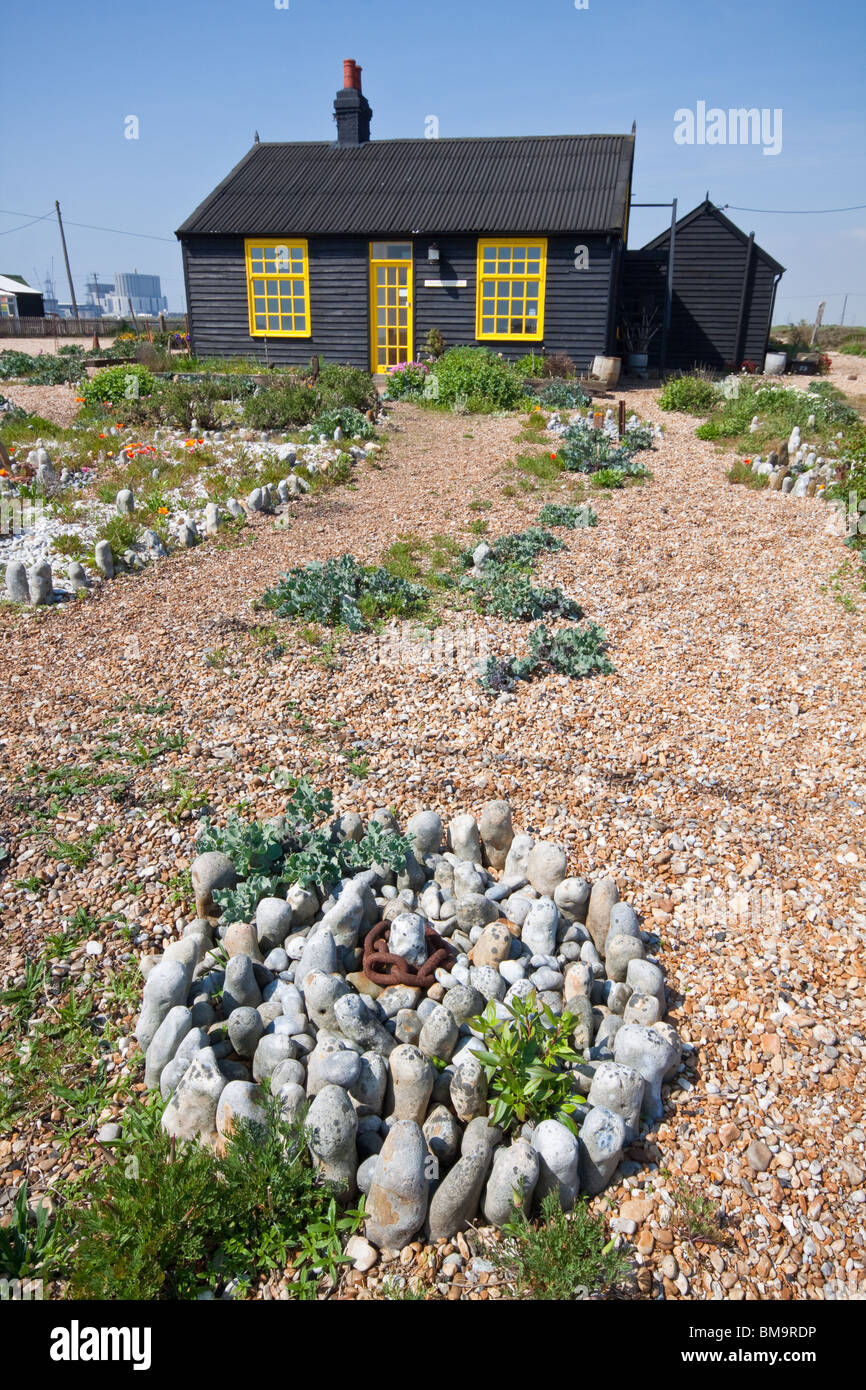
[482,317,494,333]
[295,315,306,331]
[525,318,537,334]
[267,315,279,330]
[255,313,266,329]
[496,317,508,333]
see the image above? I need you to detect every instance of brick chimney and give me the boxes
[334,58,372,145]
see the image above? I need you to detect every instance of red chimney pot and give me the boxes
[343,59,361,91]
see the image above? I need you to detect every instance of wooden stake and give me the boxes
[618,399,626,438]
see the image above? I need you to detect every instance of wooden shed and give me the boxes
[177,60,634,373]
[621,201,785,373]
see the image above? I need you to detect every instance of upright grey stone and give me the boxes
[144,1005,192,1090]
[5,561,28,603]
[306,1085,358,1200]
[585,876,619,955]
[93,539,114,578]
[526,842,567,897]
[478,801,514,870]
[191,850,237,919]
[387,1044,434,1124]
[578,1105,627,1195]
[613,1023,677,1121]
[428,1148,491,1239]
[161,1046,226,1143]
[406,810,443,856]
[482,1139,540,1225]
[554,877,591,924]
[365,1121,429,1249]
[222,954,261,1014]
[27,561,52,605]
[448,813,482,863]
[531,1119,581,1211]
[588,1061,645,1142]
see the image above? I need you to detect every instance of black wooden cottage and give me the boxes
[177,62,783,376]
[621,201,785,373]
[177,61,634,373]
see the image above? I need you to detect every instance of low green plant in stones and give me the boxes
[536,502,598,529]
[261,554,428,632]
[668,1179,733,1247]
[477,620,614,692]
[492,1191,630,1301]
[658,375,718,414]
[529,380,591,410]
[80,363,155,409]
[468,571,582,623]
[0,1184,63,1280]
[468,989,585,1133]
[198,779,412,916]
[305,405,376,440]
[63,1093,362,1300]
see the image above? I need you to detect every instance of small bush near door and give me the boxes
[425,347,525,412]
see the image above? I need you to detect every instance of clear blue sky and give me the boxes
[2,0,864,323]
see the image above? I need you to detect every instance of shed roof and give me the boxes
[642,200,785,274]
[177,134,635,239]
[0,274,42,296]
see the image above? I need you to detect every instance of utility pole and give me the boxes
[55,200,80,328]
[809,300,825,348]
[840,294,848,327]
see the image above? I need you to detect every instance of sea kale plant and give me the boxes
[196,778,413,919]
[536,503,598,529]
[261,554,428,632]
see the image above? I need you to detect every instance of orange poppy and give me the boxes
[157,506,169,515]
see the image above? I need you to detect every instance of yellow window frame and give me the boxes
[475,237,547,341]
[244,238,311,338]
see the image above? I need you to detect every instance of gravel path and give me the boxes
[1,386,864,1301]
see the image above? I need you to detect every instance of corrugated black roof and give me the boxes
[176,134,634,238]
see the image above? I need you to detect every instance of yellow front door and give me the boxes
[370,241,413,372]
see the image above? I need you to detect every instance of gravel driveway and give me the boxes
[0,387,864,1301]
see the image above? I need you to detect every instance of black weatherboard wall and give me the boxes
[182,234,369,365]
[176,104,635,369]
[622,202,784,372]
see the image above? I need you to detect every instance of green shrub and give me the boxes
[316,362,378,412]
[493,1191,630,1300]
[469,989,585,1133]
[306,405,376,440]
[514,351,548,377]
[81,363,155,408]
[64,1094,364,1300]
[536,503,597,529]
[96,514,140,561]
[426,346,524,412]
[727,459,769,488]
[658,376,718,413]
[0,1184,63,1280]
[154,380,228,431]
[244,384,321,430]
[261,554,427,631]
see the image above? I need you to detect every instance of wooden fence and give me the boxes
[0,316,187,338]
